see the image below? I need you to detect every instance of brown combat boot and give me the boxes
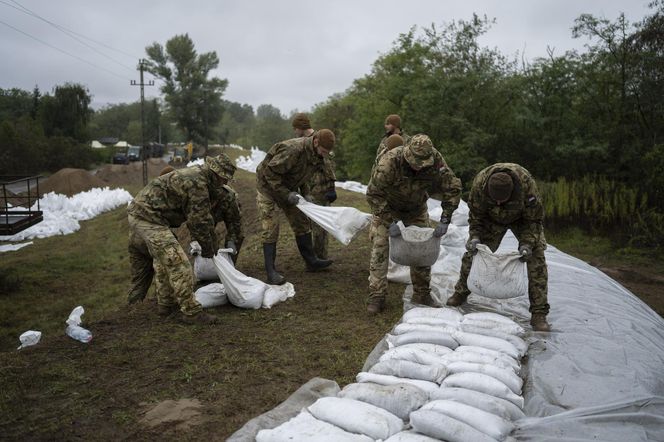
[412,292,435,307]
[179,311,220,325]
[530,313,551,332]
[157,304,178,317]
[367,297,385,315]
[446,292,467,307]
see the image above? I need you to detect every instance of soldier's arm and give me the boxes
[515,176,544,247]
[184,181,217,256]
[366,159,393,222]
[262,143,295,205]
[467,181,486,240]
[221,189,244,244]
[430,165,462,220]
[325,158,337,191]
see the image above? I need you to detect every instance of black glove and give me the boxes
[433,216,450,238]
[287,192,299,206]
[325,189,337,203]
[388,222,401,237]
[466,237,480,255]
[519,244,533,262]
[201,244,216,259]
[226,240,237,255]
[304,194,314,203]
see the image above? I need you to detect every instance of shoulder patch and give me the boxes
[526,195,538,206]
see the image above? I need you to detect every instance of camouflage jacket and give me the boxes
[468,163,544,247]
[211,184,243,243]
[366,146,462,222]
[256,136,324,205]
[309,156,336,202]
[128,164,218,254]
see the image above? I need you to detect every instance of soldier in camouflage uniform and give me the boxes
[126,154,237,324]
[376,114,411,158]
[256,129,336,284]
[292,113,338,260]
[447,163,551,332]
[366,134,462,314]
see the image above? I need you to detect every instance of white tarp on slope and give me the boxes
[0,188,133,243]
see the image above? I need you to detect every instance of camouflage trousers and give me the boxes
[257,191,311,244]
[127,215,202,315]
[453,223,550,314]
[369,207,432,302]
[311,195,330,259]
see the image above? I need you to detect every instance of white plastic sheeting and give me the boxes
[235,147,267,173]
[0,241,33,253]
[0,188,133,243]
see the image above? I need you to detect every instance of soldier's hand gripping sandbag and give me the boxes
[466,237,480,255]
[433,216,450,238]
[287,191,300,206]
[325,189,337,203]
[518,244,532,262]
[388,222,401,237]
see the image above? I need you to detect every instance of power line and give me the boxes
[2,0,139,73]
[0,19,131,81]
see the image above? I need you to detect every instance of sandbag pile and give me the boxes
[257,307,527,441]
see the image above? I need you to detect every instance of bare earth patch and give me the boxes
[140,398,205,430]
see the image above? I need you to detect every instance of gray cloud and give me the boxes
[0,0,651,114]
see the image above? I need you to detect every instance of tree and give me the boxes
[38,83,92,143]
[252,104,291,150]
[145,34,228,152]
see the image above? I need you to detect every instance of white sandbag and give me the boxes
[262,282,296,308]
[395,343,454,357]
[460,324,528,356]
[369,359,447,384]
[440,350,519,374]
[442,372,524,409]
[454,345,520,372]
[403,315,461,328]
[422,400,514,440]
[339,382,428,421]
[393,323,457,336]
[445,361,523,395]
[190,241,219,281]
[452,331,521,359]
[194,283,227,308]
[213,251,265,309]
[356,372,440,397]
[410,409,499,442]
[384,431,441,442]
[256,410,373,442]
[402,307,463,323]
[379,346,448,367]
[467,244,527,299]
[430,387,525,421]
[307,397,404,440]
[295,197,371,245]
[387,332,458,350]
[389,222,441,267]
[462,313,525,336]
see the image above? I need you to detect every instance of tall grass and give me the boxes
[539,176,664,248]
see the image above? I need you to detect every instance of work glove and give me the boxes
[325,189,337,203]
[287,192,300,206]
[201,244,216,259]
[388,222,401,238]
[519,244,533,262]
[466,237,480,255]
[225,240,237,255]
[433,216,450,238]
[304,194,314,203]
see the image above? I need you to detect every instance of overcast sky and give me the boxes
[0,0,652,115]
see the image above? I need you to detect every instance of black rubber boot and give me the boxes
[295,233,333,271]
[263,243,286,285]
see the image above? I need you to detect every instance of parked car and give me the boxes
[127,145,141,162]
[112,151,129,165]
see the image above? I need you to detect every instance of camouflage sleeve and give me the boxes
[325,157,336,191]
[366,157,394,223]
[467,178,487,240]
[514,175,544,247]
[220,189,244,244]
[262,143,296,205]
[430,165,462,221]
[184,180,216,255]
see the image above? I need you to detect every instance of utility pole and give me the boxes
[131,59,154,186]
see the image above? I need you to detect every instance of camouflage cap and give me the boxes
[292,113,312,130]
[385,114,401,128]
[403,134,435,168]
[385,134,404,150]
[316,129,336,151]
[205,153,236,180]
[487,172,514,201]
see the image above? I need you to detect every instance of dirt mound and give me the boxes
[96,159,170,186]
[39,168,108,197]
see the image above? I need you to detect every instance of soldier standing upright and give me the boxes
[377,114,410,157]
[447,163,551,332]
[256,129,336,284]
[126,154,237,324]
[366,134,462,314]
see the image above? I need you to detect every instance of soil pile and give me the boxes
[37,168,108,197]
[96,159,170,187]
